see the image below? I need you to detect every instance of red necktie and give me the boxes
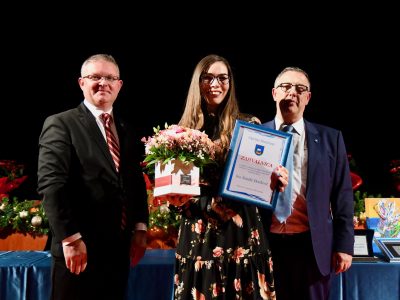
[101,113,120,172]
[101,113,126,230]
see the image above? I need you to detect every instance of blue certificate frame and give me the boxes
[219,120,292,210]
[374,238,400,262]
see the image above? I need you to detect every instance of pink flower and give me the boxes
[141,124,217,170]
[232,247,247,263]
[194,219,205,234]
[213,247,224,257]
[234,278,241,291]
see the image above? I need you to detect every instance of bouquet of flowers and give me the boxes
[141,124,218,171]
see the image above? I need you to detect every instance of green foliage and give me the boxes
[149,204,181,231]
[143,147,216,171]
[353,190,382,217]
[0,197,49,237]
[391,222,400,237]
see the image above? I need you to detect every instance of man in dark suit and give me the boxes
[37,54,149,300]
[261,67,354,300]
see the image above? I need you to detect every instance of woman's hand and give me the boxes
[270,165,289,192]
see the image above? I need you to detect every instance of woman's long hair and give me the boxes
[178,54,239,154]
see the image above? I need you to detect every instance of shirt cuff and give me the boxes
[134,223,147,231]
[62,232,82,246]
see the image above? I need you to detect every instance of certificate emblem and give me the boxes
[254,144,264,156]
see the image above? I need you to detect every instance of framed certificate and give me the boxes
[219,120,292,210]
[353,229,375,260]
[374,238,400,262]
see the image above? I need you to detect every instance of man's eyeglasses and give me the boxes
[82,75,120,83]
[276,83,309,94]
[201,73,230,85]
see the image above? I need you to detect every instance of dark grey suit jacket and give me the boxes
[262,119,354,276]
[37,102,148,257]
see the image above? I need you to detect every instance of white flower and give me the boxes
[19,210,29,218]
[31,215,43,227]
[159,204,170,214]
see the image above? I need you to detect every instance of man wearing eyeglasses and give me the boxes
[37,54,149,300]
[260,67,354,300]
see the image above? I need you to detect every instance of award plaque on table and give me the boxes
[374,238,400,262]
[352,229,378,261]
[219,120,292,210]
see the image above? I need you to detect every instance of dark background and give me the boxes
[2,11,399,199]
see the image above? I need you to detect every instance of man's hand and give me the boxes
[332,252,352,274]
[271,165,289,192]
[62,238,87,275]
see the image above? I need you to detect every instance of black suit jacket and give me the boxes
[37,102,148,257]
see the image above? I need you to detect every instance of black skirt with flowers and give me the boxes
[173,190,276,300]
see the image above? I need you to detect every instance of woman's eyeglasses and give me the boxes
[201,73,230,85]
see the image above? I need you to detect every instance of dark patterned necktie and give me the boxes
[101,113,126,230]
[274,124,294,223]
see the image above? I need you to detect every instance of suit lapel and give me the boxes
[305,121,322,189]
[261,120,275,130]
[263,120,323,194]
[115,118,126,158]
[77,103,118,174]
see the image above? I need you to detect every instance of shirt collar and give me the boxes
[83,99,113,119]
[274,117,305,136]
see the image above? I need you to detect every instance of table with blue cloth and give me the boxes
[0,249,175,300]
[0,249,399,300]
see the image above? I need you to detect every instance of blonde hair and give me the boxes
[80,54,120,77]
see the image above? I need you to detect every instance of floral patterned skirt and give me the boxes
[173,198,276,300]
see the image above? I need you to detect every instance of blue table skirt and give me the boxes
[0,250,175,300]
[1,250,399,300]
[127,249,175,300]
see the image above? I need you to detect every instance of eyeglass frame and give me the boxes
[276,82,309,94]
[82,74,120,83]
[200,73,230,85]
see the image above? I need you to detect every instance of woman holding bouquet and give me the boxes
[166,54,288,300]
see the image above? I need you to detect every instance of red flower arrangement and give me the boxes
[0,160,28,200]
[389,159,400,193]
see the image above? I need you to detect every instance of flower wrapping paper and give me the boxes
[154,159,200,197]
